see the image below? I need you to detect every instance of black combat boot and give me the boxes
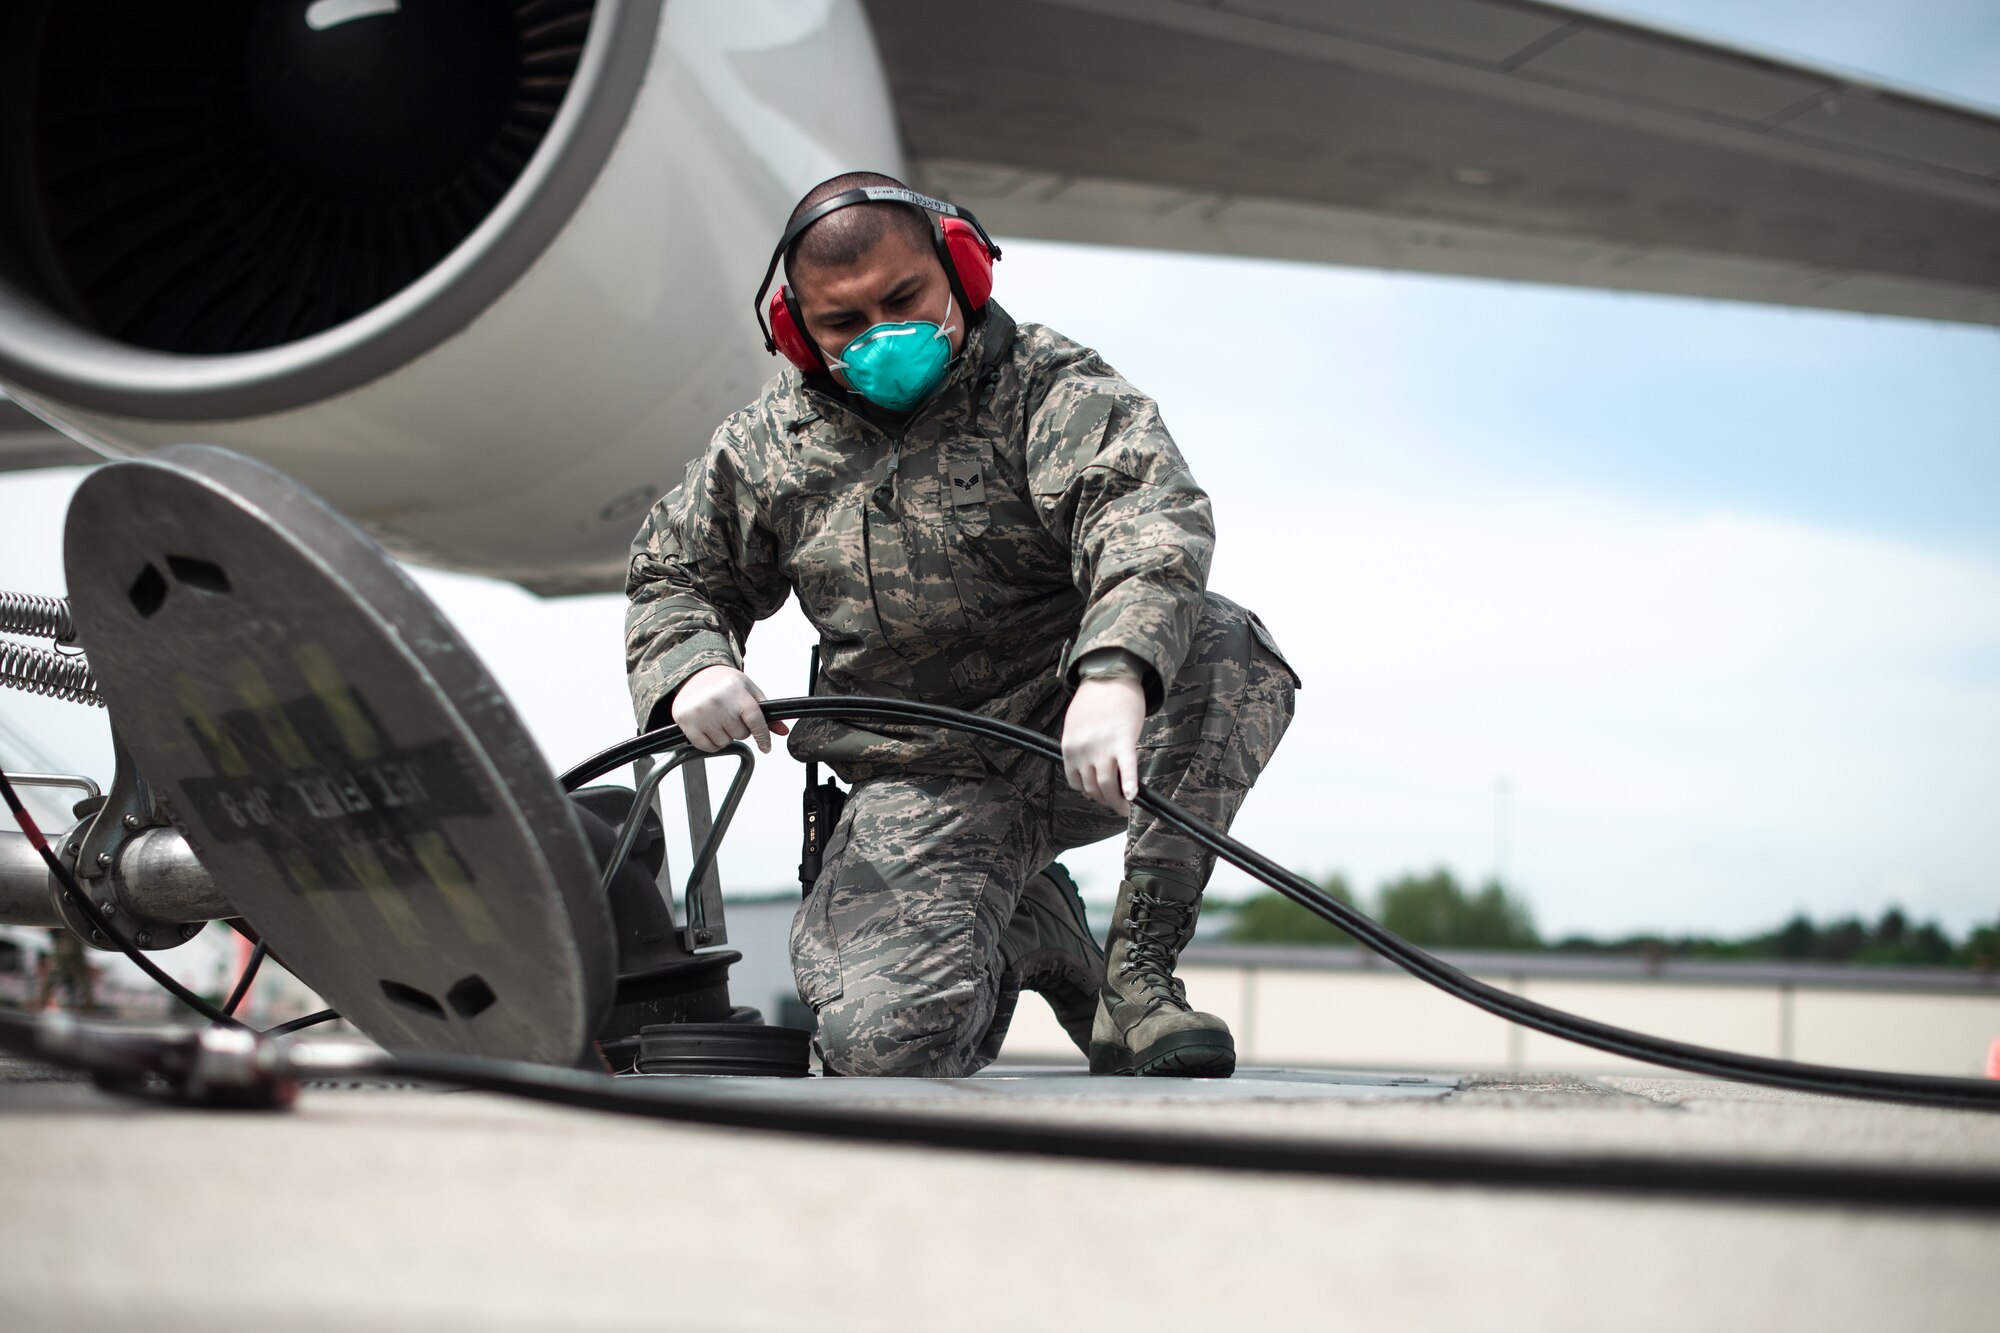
[1088,873,1233,1077]
[1000,862,1104,1056]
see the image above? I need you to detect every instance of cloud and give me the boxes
[1201,477,2000,936]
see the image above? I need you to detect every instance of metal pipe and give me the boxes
[0,827,232,932]
[110,828,233,923]
[0,832,61,926]
[2,772,103,800]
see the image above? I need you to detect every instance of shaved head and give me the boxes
[783,171,935,287]
[777,171,967,382]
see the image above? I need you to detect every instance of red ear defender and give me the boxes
[767,286,823,373]
[754,184,1002,373]
[940,216,996,311]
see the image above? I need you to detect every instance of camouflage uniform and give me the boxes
[625,304,1296,1076]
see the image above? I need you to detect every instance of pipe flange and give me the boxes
[48,819,112,949]
[48,819,204,952]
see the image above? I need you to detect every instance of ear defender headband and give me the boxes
[753,185,1002,374]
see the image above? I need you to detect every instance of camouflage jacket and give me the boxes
[624,304,1214,780]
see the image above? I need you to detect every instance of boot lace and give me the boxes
[1117,891,1192,1007]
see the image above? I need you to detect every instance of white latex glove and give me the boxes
[1061,674,1146,816]
[671,664,789,753]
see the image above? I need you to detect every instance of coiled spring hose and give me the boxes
[0,590,77,642]
[0,592,101,706]
[0,640,102,707]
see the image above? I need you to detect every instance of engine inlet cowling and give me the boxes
[7,0,594,355]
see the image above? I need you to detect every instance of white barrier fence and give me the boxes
[1002,947,2000,1078]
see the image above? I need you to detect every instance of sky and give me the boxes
[1596,0,2000,110]
[2,1,1997,944]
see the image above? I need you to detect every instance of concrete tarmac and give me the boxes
[1,1054,1996,1331]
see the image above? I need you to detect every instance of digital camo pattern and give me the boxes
[791,593,1297,1076]
[624,304,1216,780]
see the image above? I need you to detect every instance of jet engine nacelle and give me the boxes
[0,0,901,594]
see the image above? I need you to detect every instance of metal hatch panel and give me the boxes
[62,445,615,1064]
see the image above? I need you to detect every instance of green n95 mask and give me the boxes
[828,294,957,411]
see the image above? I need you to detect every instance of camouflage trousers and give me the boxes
[790,592,1297,1077]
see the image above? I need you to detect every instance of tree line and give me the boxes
[1221,868,1999,969]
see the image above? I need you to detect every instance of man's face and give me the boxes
[790,225,964,389]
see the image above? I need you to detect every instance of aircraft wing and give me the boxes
[0,397,97,473]
[865,0,2000,325]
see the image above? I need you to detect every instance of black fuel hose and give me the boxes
[3,1010,1995,1213]
[222,941,266,1017]
[355,1049,2000,1214]
[563,697,2000,1115]
[6,691,1998,1212]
